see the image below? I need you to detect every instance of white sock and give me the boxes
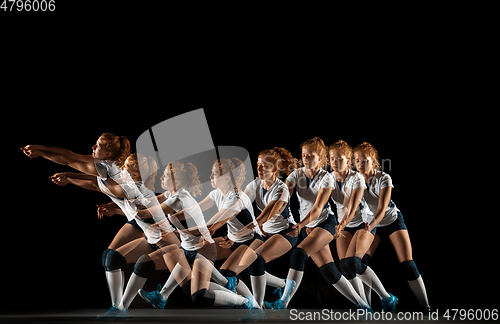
[208,282,248,307]
[358,266,390,300]
[363,282,372,305]
[265,272,285,288]
[211,267,228,286]
[236,279,260,308]
[281,269,303,308]
[333,276,370,308]
[160,274,179,300]
[160,262,190,300]
[118,273,147,310]
[408,275,430,308]
[105,270,123,308]
[348,276,368,305]
[250,274,267,308]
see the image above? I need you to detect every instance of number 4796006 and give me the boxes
[1,0,56,11]
[443,309,498,321]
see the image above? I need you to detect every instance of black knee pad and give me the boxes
[249,254,266,276]
[133,254,156,278]
[353,256,367,275]
[362,254,372,267]
[191,288,215,307]
[102,248,112,268]
[319,262,342,284]
[399,260,420,281]
[104,249,126,271]
[290,247,308,271]
[181,280,192,296]
[220,269,236,278]
[339,258,356,280]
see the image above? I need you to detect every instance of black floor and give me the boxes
[0,308,458,324]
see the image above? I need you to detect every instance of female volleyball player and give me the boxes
[242,147,299,308]
[51,153,180,319]
[265,137,370,310]
[329,140,397,312]
[136,159,258,312]
[354,142,430,311]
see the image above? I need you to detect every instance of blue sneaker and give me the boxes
[237,295,258,309]
[380,293,398,313]
[274,286,285,299]
[139,284,167,309]
[264,279,294,309]
[263,299,286,309]
[96,307,128,320]
[224,276,238,293]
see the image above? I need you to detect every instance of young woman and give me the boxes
[243,148,299,308]
[329,140,397,312]
[50,153,180,320]
[354,142,430,311]
[195,157,263,307]
[265,137,370,310]
[136,159,257,312]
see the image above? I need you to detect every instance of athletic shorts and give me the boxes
[182,242,217,266]
[230,232,261,251]
[300,214,338,239]
[255,223,298,247]
[344,223,377,236]
[376,211,407,237]
[127,218,155,232]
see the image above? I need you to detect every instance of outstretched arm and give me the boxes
[22,145,98,176]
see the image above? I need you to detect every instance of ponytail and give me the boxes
[117,136,131,168]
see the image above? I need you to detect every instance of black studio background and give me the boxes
[7,95,494,314]
[2,5,497,315]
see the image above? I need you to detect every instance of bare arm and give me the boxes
[337,187,364,229]
[22,145,98,176]
[366,186,392,231]
[296,186,333,229]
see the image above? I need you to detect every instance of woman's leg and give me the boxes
[389,229,430,308]
[116,239,156,310]
[190,254,250,308]
[249,235,293,307]
[277,228,333,308]
[337,230,368,305]
[101,223,145,307]
[362,233,380,305]
[107,223,145,250]
[310,243,368,308]
[346,230,391,300]
[98,238,155,319]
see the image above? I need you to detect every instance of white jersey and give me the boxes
[286,167,334,227]
[95,159,121,179]
[97,177,164,244]
[164,188,213,251]
[330,170,372,227]
[209,188,261,243]
[363,170,399,227]
[245,177,295,234]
